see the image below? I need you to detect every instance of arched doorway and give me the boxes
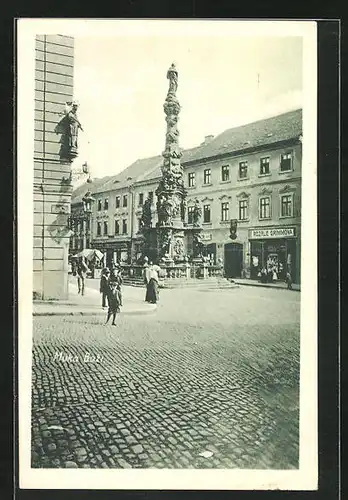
[224,242,243,278]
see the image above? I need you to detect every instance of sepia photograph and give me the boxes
[18,19,317,490]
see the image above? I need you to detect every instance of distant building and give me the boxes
[71,109,302,283]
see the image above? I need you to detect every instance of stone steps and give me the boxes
[122,277,238,289]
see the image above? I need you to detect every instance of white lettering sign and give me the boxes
[201,233,212,241]
[250,227,296,239]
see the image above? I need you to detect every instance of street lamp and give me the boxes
[82,190,95,214]
[81,190,95,250]
[82,161,93,183]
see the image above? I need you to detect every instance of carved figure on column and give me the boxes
[192,199,202,226]
[180,198,187,222]
[159,228,172,254]
[140,196,152,230]
[167,63,178,94]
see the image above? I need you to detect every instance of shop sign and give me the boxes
[201,233,212,241]
[249,227,296,239]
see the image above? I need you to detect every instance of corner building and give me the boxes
[71,109,302,284]
[33,35,75,299]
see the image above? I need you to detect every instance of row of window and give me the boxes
[187,194,294,223]
[97,191,155,211]
[187,152,293,187]
[96,219,128,236]
[96,193,294,237]
[97,195,127,211]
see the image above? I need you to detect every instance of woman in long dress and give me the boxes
[146,263,160,304]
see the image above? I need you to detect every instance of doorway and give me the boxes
[224,242,243,278]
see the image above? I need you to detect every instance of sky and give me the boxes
[72,31,303,179]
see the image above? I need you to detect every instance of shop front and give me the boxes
[249,226,300,283]
[92,239,131,269]
[200,232,216,264]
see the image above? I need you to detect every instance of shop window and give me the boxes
[203,205,211,223]
[260,157,270,175]
[104,198,109,210]
[187,206,194,224]
[122,219,127,234]
[280,152,292,172]
[97,222,101,236]
[259,196,271,219]
[97,200,102,211]
[115,196,120,208]
[139,193,144,206]
[103,221,108,235]
[203,169,211,185]
[239,161,248,179]
[115,220,120,235]
[281,194,293,217]
[123,195,128,207]
[221,165,230,182]
[239,199,248,220]
[221,202,229,221]
[188,172,195,187]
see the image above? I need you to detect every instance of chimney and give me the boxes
[200,134,214,146]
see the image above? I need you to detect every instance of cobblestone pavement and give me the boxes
[32,286,300,469]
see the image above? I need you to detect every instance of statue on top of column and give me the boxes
[167,63,178,95]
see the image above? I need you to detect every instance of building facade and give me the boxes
[70,109,302,283]
[33,35,75,299]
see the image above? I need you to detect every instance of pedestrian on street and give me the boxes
[142,259,151,302]
[286,271,293,290]
[146,262,160,304]
[77,257,88,295]
[105,280,121,326]
[99,267,110,309]
[112,264,123,307]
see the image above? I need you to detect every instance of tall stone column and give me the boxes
[155,63,187,262]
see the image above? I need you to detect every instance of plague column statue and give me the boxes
[155,63,187,260]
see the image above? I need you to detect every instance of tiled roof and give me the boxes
[97,155,164,193]
[72,109,302,201]
[71,176,114,203]
[134,109,302,183]
[182,108,302,164]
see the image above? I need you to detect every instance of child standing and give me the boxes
[99,267,110,309]
[105,280,121,326]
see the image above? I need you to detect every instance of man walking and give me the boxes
[77,257,88,295]
[99,267,110,309]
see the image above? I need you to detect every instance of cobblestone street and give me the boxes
[31,285,300,469]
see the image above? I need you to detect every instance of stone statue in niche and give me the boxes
[55,101,83,160]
